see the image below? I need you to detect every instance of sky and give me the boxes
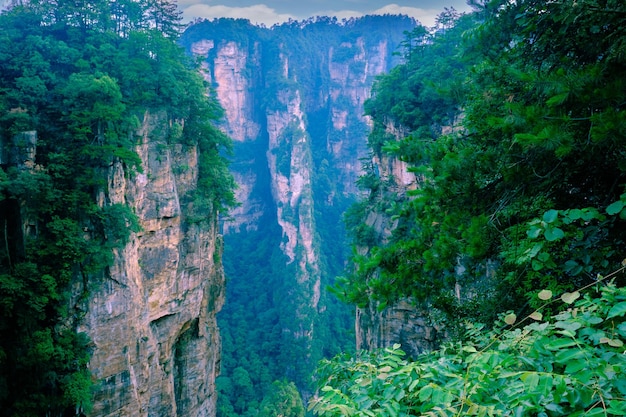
[178,0,474,28]
[0,0,474,28]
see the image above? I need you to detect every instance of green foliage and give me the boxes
[259,380,306,417]
[184,15,416,417]
[218,219,304,417]
[333,44,359,63]
[0,0,234,415]
[311,280,626,417]
[328,5,626,417]
[502,205,621,309]
[192,123,237,217]
[61,73,126,144]
[339,0,626,328]
[100,203,142,245]
[217,206,352,416]
[272,122,299,178]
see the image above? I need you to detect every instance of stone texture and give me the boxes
[79,112,224,417]
[354,117,436,358]
[208,40,261,143]
[187,33,400,333]
[356,299,444,358]
[354,113,475,357]
[189,34,397,236]
[182,20,412,385]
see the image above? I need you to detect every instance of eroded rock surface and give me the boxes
[80,112,224,417]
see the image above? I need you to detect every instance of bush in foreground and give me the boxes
[311,273,626,417]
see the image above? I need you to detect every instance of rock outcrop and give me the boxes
[179,16,416,395]
[353,115,467,358]
[353,118,435,359]
[78,112,224,417]
[356,299,443,358]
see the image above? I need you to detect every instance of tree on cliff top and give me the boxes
[0,1,234,415]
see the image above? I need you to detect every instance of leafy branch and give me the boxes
[310,275,626,417]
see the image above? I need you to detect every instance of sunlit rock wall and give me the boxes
[180,16,415,389]
[78,112,224,417]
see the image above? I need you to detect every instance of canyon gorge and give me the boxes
[179,16,422,415]
[5,2,626,416]
[0,8,435,416]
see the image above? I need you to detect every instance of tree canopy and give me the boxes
[179,15,417,417]
[337,0,626,328]
[312,280,626,416]
[0,1,234,415]
[321,0,626,413]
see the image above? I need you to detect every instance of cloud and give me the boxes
[180,2,460,28]
[181,4,296,26]
[310,9,363,21]
[312,4,441,27]
[371,4,440,27]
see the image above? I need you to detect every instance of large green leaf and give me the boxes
[543,209,559,224]
[544,226,565,242]
[606,200,625,216]
[607,302,626,319]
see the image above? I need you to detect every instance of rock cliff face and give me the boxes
[354,119,438,359]
[356,299,442,357]
[353,117,466,358]
[179,16,417,399]
[79,112,224,417]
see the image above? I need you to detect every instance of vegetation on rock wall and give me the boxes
[337,0,626,328]
[0,1,234,415]
[180,15,417,417]
[319,0,626,414]
[259,380,306,417]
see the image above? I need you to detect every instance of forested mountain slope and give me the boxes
[0,1,235,416]
[339,0,626,340]
[312,0,626,415]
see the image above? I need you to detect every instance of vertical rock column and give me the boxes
[191,39,264,233]
[266,87,321,307]
[80,112,224,417]
[265,84,322,385]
